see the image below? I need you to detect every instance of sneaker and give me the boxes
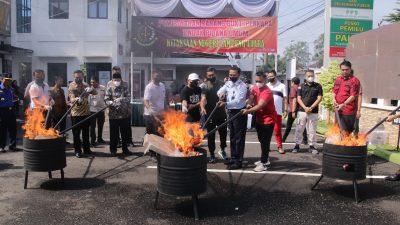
[253,164,269,172]
[292,144,300,153]
[218,150,228,160]
[254,159,271,167]
[75,152,82,158]
[1,148,6,153]
[84,149,94,155]
[309,146,319,155]
[208,155,216,163]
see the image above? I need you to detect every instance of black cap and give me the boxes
[112,66,121,70]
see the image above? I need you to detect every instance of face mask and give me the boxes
[113,81,121,87]
[268,78,275,83]
[75,78,83,84]
[230,77,238,82]
[307,77,314,83]
[207,77,216,82]
[256,82,265,88]
[190,81,198,88]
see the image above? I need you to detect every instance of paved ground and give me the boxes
[1,124,400,225]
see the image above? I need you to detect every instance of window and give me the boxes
[49,0,69,19]
[88,0,108,19]
[16,0,31,33]
[118,0,122,23]
[48,63,67,86]
[371,98,377,104]
[125,8,128,29]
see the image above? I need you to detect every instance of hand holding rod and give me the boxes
[54,90,87,129]
[204,111,242,139]
[201,103,219,129]
[60,105,109,135]
[366,105,400,135]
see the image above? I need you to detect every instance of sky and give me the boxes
[277,0,399,55]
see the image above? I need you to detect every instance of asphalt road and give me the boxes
[0,126,399,225]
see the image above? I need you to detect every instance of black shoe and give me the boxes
[224,160,235,165]
[65,141,71,145]
[84,149,94,155]
[90,142,97,147]
[229,163,243,170]
[75,152,82,158]
[385,174,400,181]
[309,146,318,155]
[1,148,6,153]
[97,139,106,144]
[208,155,216,163]
[110,152,117,157]
[9,146,21,151]
[302,140,308,145]
[122,150,133,156]
[292,144,300,153]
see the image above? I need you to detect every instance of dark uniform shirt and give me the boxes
[297,82,323,113]
[0,84,14,108]
[201,80,226,120]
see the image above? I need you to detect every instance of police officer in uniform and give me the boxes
[217,66,248,170]
[0,74,17,152]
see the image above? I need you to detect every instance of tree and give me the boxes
[318,61,341,123]
[260,54,285,73]
[384,1,400,23]
[312,34,324,68]
[282,41,310,70]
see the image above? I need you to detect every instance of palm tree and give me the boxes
[384,1,400,23]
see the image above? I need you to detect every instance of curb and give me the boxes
[371,148,400,165]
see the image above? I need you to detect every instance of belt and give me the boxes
[0,107,13,110]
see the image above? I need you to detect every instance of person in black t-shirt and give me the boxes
[293,70,323,154]
[200,67,228,163]
[181,73,202,122]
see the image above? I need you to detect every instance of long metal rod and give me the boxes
[201,103,219,129]
[54,90,87,129]
[334,108,344,135]
[204,111,242,139]
[60,105,109,134]
[366,105,400,135]
[44,108,52,128]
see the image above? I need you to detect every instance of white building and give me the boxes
[10,0,132,89]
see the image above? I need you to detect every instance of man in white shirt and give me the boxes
[89,76,107,146]
[28,69,52,110]
[267,70,288,154]
[143,70,166,135]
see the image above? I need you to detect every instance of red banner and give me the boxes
[329,46,346,57]
[131,17,277,54]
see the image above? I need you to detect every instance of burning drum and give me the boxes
[322,143,367,180]
[23,136,67,171]
[157,148,207,196]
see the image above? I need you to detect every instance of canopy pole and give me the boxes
[130,51,134,104]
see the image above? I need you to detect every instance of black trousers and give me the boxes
[71,116,90,153]
[339,114,356,133]
[206,116,227,154]
[0,107,16,149]
[283,111,307,142]
[109,117,130,153]
[255,123,274,164]
[228,109,247,164]
[51,113,66,132]
[90,111,105,143]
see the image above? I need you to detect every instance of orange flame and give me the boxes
[22,108,60,139]
[159,110,204,155]
[325,124,367,146]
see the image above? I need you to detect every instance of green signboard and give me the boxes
[331,0,374,9]
[330,33,352,47]
[330,18,372,33]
